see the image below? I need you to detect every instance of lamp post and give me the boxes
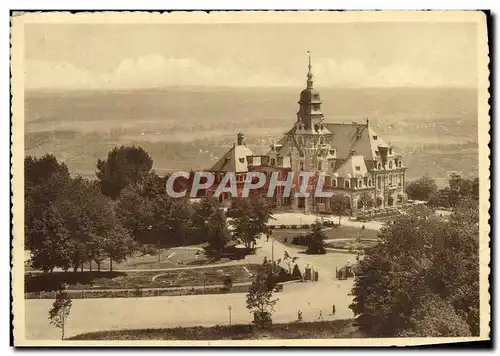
[228,305,232,325]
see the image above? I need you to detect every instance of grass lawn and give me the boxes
[68,319,362,340]
[272,226,379,247]
[25,264,260,293]
[325,239,379,250]
[84,247,238,271]
[25,247,241,272]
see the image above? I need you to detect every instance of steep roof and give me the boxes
[323,123,389,161]
[209,144,254,173]
[334,155,369,178]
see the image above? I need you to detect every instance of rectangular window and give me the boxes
[270,158,276,166]
[317,161,322,171]
[377,176,382,189]
[299,161,305,171]
[330,162,334,168]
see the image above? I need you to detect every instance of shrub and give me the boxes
[280,224,287,229]
[222,276,233,292]
[292,264,302,280]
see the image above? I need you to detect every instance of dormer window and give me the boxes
[329,149,336,155]
[270,158,276,166]
[355,166,361,171]
[398,161,402,168]
[239,158,245,163]
[377,163,382,170]
[389,148,393,155]
[373,135,378,140]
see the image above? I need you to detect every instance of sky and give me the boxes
[24,22,478,90]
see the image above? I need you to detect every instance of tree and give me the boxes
[29,205,73,272]
[427,174,479,209]
[330,195,351,225]
[116,185,156,245]
[306,221,327,254]
[357,192,375,211]
[228,197,273,249]
[406,176,438,201]
[96,145,153,199]
[25,155,70,250]
[191,197,220,244]
[100,224,136,272]
[206,208,230,258]
[349,202,479,337]
[48,290,72,340]
[399,295,472,337]
[246,262,278,326]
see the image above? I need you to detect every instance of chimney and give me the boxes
[237,132,245,146]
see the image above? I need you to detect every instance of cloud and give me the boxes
[25,54,475,90]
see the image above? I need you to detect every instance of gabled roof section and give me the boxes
[334,155,369,178]
[210,144,254,173]
[323,123,389,161]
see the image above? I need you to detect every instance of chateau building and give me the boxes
[208,55,407,214]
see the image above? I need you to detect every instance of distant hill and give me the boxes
[24,87,478,186]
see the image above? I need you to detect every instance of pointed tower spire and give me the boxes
[306,51,313,89]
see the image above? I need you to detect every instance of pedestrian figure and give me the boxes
[297,310,303,322]
[331,304,336,316]
[317,309,323,320]
[263,256,268,264]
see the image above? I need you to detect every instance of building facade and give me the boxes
[208,56,408,214]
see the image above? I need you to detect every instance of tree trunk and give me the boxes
[89,263,92,272]
[80,263,84,272]
[97,261,101,272]
[338,215,341,225]
[109,257,113,272]
[61,317,65,340]
[73,265,78,273]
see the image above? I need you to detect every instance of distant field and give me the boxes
[25,87,479,182]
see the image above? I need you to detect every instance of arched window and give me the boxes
[332,178,337,187]
[377,163,382,170]
[398,161,402,168]
[389,161,393,169]
[345,180,350,188]
[358,179,363,187]
[368,178,372,186]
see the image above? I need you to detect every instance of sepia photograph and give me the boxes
[10,10,490,346]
